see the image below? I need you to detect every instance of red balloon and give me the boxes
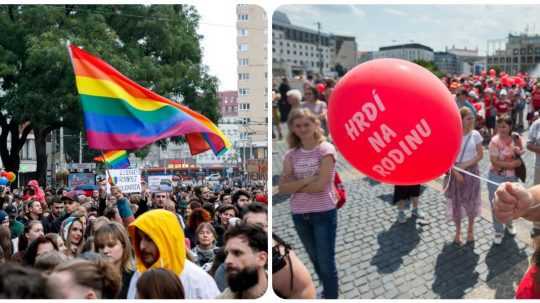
[489,69,496,76]
[0,172,7,178]
[481,70,487,76]
[328,59,462,185]
[316,83,326,94]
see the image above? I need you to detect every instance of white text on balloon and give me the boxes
[372,118,432,177]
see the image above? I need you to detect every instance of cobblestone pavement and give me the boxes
[272,131,536,299]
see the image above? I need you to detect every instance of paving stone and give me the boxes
[272,138,532,299]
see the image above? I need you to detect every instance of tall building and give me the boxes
[375,43,434,62]
[272,10,357,78]
[236,4,267,162]
[487,33,540,74]
[218,91,238,117]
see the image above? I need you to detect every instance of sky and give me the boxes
[277,5,540,56]
[196,3,237,92]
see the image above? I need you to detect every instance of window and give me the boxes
[239,44,248,52]
[238,29,248,37]
[238,14,248,21]
[239,58,249,65]
[240,132,248,140]
[239,103,250,111]
[238,73,250,80]
[239,88,249,96]
[241,117,251,125]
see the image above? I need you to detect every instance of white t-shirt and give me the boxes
[456,130,483,163]
[127,260,220,299]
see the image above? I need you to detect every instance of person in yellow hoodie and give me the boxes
[125,209,219,299]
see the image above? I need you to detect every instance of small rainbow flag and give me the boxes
[94,150,130,169]
[67,44,231,156]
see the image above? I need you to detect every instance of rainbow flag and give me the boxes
[94,150,130,169]
[67,44,231,156]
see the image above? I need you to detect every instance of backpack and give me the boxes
[334,171,347,209]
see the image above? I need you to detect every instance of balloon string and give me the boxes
[452,166,501,187]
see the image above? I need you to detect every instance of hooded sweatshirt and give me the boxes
[25,180,46,205]
[127,209,219,299]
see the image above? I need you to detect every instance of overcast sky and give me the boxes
[277,5,540,55]
[196,3,237,92]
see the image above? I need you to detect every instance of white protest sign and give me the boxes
[148,175,174,192]
[106,169,141,193]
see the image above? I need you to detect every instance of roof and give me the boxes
[379,43,433,52]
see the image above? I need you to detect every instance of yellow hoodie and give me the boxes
[128,209,186,276]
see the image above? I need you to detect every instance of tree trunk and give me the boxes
[0,115,31,176]
[35,129,49,186]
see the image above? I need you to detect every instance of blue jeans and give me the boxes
[292,208,338,299]
[487,171,517,234]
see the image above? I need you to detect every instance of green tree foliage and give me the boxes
[0,5,220,184]
[413,59,444,78]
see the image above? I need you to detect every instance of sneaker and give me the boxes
[493,232,503,245]
[412,208,425,219]
[398,210,407,224]
[506,224,517,236]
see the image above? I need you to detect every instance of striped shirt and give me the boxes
[284,141,337,214]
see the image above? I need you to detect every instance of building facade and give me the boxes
[434,51,459,75]
[237,4,267,162]
[375,43,434,62]
[332,35,357,72]
[272,11,357,78]
[487,33,540,75]
[272,11,334,78]
[356,51,374,65]
[218,91,238,117]
[446,46,485,75]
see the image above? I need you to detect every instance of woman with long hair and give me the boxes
[60,216,85,258]
[487,115,523,244]
[278,108,338,298]
[12,220,44,262]
[445,107,484,245]
[94,222,135,299]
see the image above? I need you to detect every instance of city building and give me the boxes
[237,4,267,163]
[272,10,357,78]
[434,51,459,75]
[218,91,238,117]
[487,33,540,75]
[375,43,434,62]
[332,35,358,72]
[357,51,374,64]
[446,46,485,75]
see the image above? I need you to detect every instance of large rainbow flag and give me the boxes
[94,150,130,169]
[67,44,231,156]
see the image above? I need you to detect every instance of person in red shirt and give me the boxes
[516,258,540,299]
[495,90,511,116]
[484,88,497,138]
[532,83,540,112]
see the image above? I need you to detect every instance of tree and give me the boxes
[0,5,220,184]
[413,59,444,78]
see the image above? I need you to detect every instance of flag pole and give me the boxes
[101,151,114,186]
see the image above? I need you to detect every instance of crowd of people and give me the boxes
[0,178,268,299]
[272,69,540,299]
